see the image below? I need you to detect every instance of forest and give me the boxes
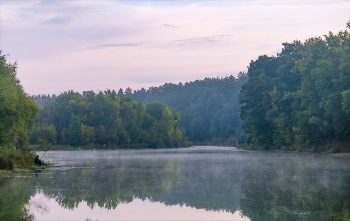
[131,73,248,143]
[240,29,350,151]
[31,91,187,149]
[33,74,248,146]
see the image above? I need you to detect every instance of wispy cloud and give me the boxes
[176,35,233,45]
[161,24,178,28]
[79,43,143,50]
[45,15,72,24]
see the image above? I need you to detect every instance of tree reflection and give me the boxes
[36,159,180,210]
[0,178,35,221]
[33,152,247,215]
[239,155,350,221]
[147,157,245,214]
[2,150,350,221]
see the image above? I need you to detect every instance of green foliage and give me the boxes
[30,123,57,145]
[132,74,248,143]
[341,90,350,115]
[0,52,39,150]
[37,138,51,152]
[0,149,36,170]
[0,51,39,170]
[240,29,350,149]
[33,75,247,145]
[33,91,186,148]
[0,179,34,221]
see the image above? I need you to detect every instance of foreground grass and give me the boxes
[0,149,41,175]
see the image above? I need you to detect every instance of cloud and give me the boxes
[161,24,178,28]
[45,15,72,24]
[79,43,143,50]
[176,35,233,45]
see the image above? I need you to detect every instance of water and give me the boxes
[1,146,350,221]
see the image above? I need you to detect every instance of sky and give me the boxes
[0,0,349,95]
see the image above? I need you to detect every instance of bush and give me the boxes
[0,157,14,170]
[0,149,36,170]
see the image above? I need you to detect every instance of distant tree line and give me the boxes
[240,29,350,150]
[131,74,248,143]
[31,90,187,148]
[33,75,248,145]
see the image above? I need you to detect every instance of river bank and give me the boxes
[237,141,350,154]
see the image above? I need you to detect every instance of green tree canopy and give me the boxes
[0,51,38,150]
[33,91,186,148]
[240,28,350,149]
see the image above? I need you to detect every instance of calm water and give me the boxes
[1,146,350,221]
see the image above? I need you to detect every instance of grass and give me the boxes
[0,148,38,173]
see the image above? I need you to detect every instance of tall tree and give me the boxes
[0,51,38,150]
[240,28,350,149]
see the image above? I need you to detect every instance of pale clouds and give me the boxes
[176,35,234,44]
[80,43,144,50]
[0,0,348,95]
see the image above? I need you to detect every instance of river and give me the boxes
[1,146,350,221]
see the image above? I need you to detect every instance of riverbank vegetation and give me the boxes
[34,74,248,146]
[240,28,350,151]
[31,91,187,149]
[131,74,248,144]
[0,51,38,171]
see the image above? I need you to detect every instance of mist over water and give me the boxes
[1,146,349,220]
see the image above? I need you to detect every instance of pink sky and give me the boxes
[1,0,348,95]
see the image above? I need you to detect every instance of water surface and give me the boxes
[1,146,350,221]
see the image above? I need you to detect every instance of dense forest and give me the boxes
[31,91,187,148]
[0,51,38,170]
[131,74,248,143]
[33,74,248,145]
[240,29,350,150]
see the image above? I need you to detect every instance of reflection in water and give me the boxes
[147,151,246,213]
[39,156,180,210]
[0,147,349,221]
[0,178,34,220]
[240,153,350,221]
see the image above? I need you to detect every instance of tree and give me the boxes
[240,29,350,149]
[0,51,39,170]
[0,51,38,150]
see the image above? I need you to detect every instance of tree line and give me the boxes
[33,74,249,145]
[240,28,350,150]
[131,74,248,143]
[31,90,187,148]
